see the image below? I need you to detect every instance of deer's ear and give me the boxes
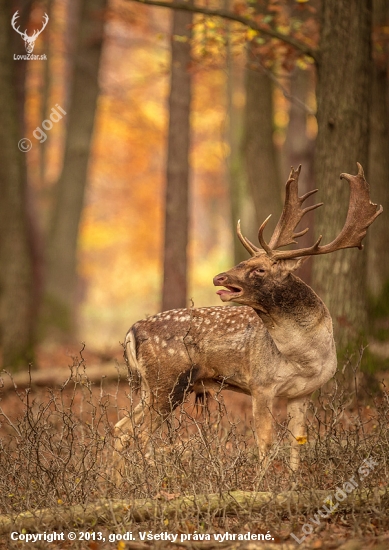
[287,257,309,272]
[279,257,308,275]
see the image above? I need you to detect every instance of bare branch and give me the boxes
[252,60,316,116]
[127,0,319,61]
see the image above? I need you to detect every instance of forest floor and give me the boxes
[0,342,389,549]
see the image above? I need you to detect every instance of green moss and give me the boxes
[369,279,389,319]
[334,345,389,385]
[3,343,35,372]
[38,293,75,342]
[360,347,389,374]
[368,280,389,345]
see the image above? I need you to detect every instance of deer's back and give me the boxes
[126,306,273,393]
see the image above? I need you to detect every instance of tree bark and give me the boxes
[282,66,315,283]
[0,0,34,369]
[161,6,193,311]
[40,0,106,340]
[225,19,256,266]
[0,489,385,535]
[367,0,389,302]
[312,0,372,350]
[242,42,282,244]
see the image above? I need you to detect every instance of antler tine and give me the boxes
[257,215,273,255]
[237,220,261,257]
[35,13,49,37]
[11,11,26,37]
[272,163,383,261]
[236,165,323,258]
[267,165,323,252]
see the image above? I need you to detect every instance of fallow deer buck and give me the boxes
[115,163,382,471]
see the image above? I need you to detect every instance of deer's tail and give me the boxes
[124,328,142,392]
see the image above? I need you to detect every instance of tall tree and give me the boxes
[161,6,193,311]
[0,0,34,368]
[225,18,255,266]
[312,0,373,349]
[282,66,315,283]
[242,9,282,242]
[367,0,389,302]
[40,0,107,339]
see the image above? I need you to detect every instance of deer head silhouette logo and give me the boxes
[11,11,49,54]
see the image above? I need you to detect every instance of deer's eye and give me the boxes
[254,268,266,276]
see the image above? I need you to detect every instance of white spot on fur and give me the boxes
[161,340,167,348]
[168,348,175,355]
[154,336,159,343]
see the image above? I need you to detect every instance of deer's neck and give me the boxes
[254,274,335,368]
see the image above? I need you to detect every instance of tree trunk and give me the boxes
[0,0,34,369]
[39,0,53,189]
[225,21,255,265]
[367,0,389,302]
[40,0,106,340]
[242,46,282,244]
[0,489,385,535]
[282,66,315,283]
[161,6,193,311]
[312,0,372,350]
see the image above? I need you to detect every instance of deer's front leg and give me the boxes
[287,395,308,471]
[251,389,274,467]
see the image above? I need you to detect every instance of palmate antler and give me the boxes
[238,163,383,261]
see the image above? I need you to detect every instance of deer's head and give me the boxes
[214,164,382,314]
[11,11,49,54]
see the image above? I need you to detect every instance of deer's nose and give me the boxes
[213,273,228,286]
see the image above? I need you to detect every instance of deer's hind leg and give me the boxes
[113,385,172,482]
[251,388,275,468]
[114,383,170,453]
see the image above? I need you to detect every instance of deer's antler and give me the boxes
[237,166,322,257]
[11,11,27,39]
[11,11,49,43]
[260,165,323,253]
[31,13,49,39]
[237,219,261,256]
[238,163,383,261]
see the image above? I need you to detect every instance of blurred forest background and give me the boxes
[0,0,388,372]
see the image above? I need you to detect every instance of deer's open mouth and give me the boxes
[215,285,243,301]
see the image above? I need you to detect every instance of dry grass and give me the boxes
[0,349,389,549]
